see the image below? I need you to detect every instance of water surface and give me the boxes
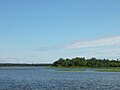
[0,67,120,90]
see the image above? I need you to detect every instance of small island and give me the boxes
[52,57,120,72]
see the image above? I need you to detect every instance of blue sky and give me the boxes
[0,0,120,63]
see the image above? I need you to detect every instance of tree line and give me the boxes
[52,57,120,67]
[0,63,52,67]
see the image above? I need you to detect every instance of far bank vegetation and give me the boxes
[52,57,120,68]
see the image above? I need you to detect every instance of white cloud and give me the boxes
[36,36,120,60]
[37,36,120,51]
[0,56,21,63]
[62,35,120,59]
[64,36,120,49]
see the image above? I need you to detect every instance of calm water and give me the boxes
[0,67,120,90]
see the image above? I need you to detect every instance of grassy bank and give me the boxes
[50,66,91,68]
[96,67,120,72]
[50,66,120,72]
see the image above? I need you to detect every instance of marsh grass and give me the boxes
[57,69,85,72]
[49,66,120,72]
[96,67,120,72]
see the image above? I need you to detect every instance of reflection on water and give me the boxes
[0,67,120,90]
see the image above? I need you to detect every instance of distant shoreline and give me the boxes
[0,63,52,67]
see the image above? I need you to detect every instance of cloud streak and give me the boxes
[37,36,120,51]
[0,56,23,63]
[36,35,120,59]
[64,36,120,49]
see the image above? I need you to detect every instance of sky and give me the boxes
[0,0,120,63]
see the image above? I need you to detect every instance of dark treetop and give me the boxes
[52,57,120,67]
